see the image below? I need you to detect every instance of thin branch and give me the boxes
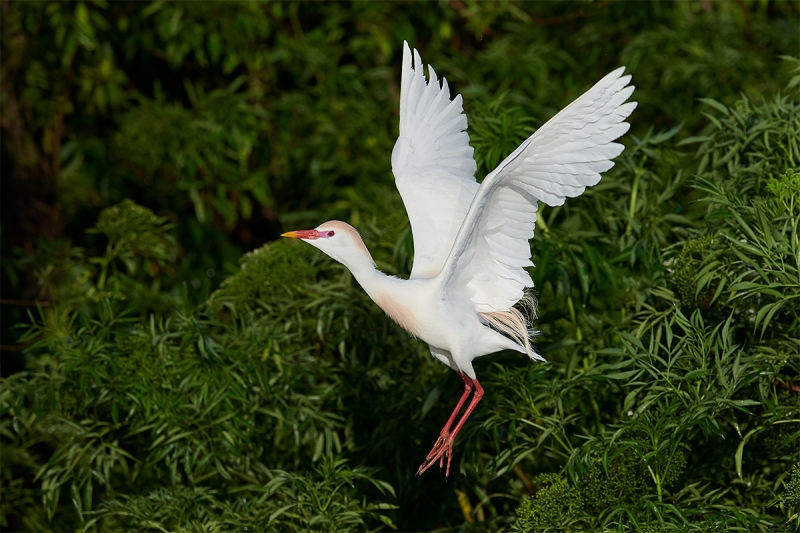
[774,379,800,394]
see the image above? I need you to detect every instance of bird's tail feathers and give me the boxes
[479,293,544,361]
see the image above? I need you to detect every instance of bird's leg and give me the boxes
[442,378,483,447]
[423,372,474,461]
[417,375,484,478]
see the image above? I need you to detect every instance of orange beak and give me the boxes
[281,229,323,240]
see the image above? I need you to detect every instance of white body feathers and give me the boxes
[295,43,636,379]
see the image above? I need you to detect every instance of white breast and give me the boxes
[372,291,421,337]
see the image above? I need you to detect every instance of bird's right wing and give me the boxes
[438,68,636,313]
[392,42,479,279]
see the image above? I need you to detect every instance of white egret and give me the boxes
[282,42,636,477]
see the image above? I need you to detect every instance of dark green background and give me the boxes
[2,1,799,531]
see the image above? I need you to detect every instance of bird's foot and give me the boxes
[417,432,454,477]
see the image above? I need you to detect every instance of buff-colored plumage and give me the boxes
[283,42,636,476]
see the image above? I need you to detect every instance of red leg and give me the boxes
[423,373,473,461]
[417,375,484,478]
[444,378,483,446]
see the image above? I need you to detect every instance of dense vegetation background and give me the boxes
[2,1,799,531]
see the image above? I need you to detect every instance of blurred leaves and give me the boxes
[2,1,799,532]
[92,199,176,269]
[115,79,269,226]
[208,239,317,313]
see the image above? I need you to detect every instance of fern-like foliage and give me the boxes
[2,2,799,532]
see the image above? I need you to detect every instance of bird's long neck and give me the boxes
[341,247,420,336]
[340,249,391,297]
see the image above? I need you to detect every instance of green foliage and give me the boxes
[14,200,178,314]
[2,233,403,529]
[115,80,270,226]
[671,235,716,308]
[87,457,397,532]
[768,168,800,214]
[684,93,799,196]
[578,451,649,513]
[513,474,583,531]
[780,462,800,524]
[91,199,176,283]
[470,95,536,177]
[208,239,318,312]
[2,2,799,532]
[449,86,798,532]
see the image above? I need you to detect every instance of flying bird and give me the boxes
[282,42,636,477]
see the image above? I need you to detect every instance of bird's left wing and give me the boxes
[438,68,636,312]
[392,42,479,279]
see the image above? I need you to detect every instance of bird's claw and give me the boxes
[425,434,445,460]
[417,433,454,477]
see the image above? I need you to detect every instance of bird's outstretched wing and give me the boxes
[438,68,636,313]
[392,42,479,279]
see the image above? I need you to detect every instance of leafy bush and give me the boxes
[2,2,799,532]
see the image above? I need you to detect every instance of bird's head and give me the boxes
[281,220,375,269]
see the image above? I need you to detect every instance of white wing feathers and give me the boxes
[439,67,637,313]
[392,42,479,279]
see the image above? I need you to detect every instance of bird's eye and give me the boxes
[327,230,335,237]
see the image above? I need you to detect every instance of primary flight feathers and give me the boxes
[392,41,637,313]
[391,44,479,280]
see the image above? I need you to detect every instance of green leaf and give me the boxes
[606,370,641,381]
[736,428,762,479]
[699,98,731,115]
